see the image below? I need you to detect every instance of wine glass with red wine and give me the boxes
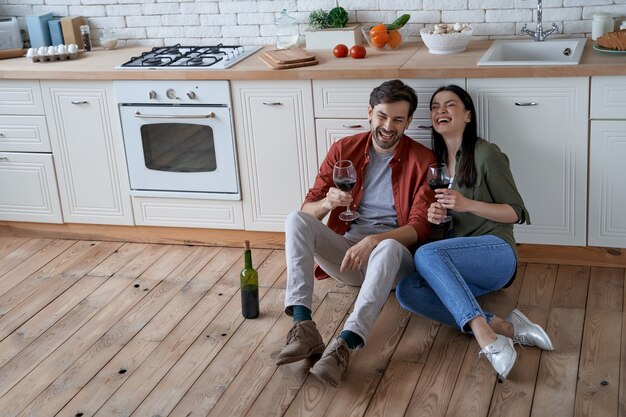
[333,160,359,222]
[427,163,453,223]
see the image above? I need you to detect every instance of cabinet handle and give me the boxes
[71,100,88,105]
[341,124,363,128]
[262,102,282,106]
[133,111,215,119]
[515,102,538,106]
[0,157,8,161]
[417,124,432,129]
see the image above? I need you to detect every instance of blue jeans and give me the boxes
[396,235,516,332]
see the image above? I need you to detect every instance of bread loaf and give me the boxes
[597,29,626,51]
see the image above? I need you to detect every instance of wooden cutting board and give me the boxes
[259,53,319,70]
[259,49,318,70]
[262,48,316,64]
[263,48,316,61]
[0,48,24,60]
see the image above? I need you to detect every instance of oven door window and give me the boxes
[141,123,217,173]
[119,105,239,195]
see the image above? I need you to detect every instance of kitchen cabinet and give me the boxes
[0,80,62,223]
[468,77,588,246]
[41,81,133,225]
[588,76,626,248]
[232,80,317,231]
[313,78,464,158]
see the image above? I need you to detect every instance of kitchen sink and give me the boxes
[477,38,586,66]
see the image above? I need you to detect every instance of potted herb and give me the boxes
[305,7,363,49]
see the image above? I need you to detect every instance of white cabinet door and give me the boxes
[0,80,45,115]
[0,80,62,224]
[591,76,626,119]
[42,81,133,225]
[232,80,317,231]
[589,122,626,247]
[589,77,626,248]
[0,115,51,153]
[0,152,62,223]
[468,77,588,246]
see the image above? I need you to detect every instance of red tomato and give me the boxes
[349,45,366,59]
[333,44,349,58]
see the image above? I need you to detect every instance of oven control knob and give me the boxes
[186,91,196,99]
[149,90,157,100]
[166,88,179,100]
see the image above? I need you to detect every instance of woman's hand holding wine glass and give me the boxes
[427,163,453,224]
[333,160,359,222]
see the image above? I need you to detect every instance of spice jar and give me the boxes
[80,24,92,51]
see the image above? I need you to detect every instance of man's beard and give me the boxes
[373,127,400,150]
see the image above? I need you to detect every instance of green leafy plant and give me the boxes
[308,6,349,29]
[308,9,329,30]
[327,7,349,28]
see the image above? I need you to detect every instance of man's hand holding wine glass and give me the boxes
[332,160,359,222]
[323,186,354,212]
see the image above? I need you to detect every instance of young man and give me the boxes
[276,79,436,387]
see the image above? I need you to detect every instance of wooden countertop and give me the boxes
[1,39,625,80]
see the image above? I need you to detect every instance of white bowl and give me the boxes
[420,26,473,54]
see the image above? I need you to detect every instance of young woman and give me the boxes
[395,85,553,379]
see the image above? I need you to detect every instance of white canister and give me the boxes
[592,12,613,40]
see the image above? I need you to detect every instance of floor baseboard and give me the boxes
[1,221,624,268]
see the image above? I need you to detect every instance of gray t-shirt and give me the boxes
[344,148,398,243]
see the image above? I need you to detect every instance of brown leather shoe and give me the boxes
[275,320,325,366]
[309,338,349,387]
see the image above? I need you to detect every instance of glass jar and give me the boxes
[275,9,298,49]
[592,12,613,41]
[101,28,118,50]
[80,24,92,51]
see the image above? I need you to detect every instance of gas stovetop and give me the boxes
[116,44,262,70]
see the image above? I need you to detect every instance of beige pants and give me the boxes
[284,211,414,345]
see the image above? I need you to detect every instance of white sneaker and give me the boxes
[480,335,516,379]
[507,308,554,351]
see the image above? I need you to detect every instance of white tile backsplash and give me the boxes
[9,0,626,48]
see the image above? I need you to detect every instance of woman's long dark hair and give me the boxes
[430,85,478,188]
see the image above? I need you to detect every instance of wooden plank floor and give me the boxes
[0,236,624,417]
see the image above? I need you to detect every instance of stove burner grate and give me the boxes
[121,43,246,68]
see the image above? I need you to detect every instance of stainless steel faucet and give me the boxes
[520,0,559,41]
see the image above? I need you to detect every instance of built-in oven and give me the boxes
[115,80,240,200]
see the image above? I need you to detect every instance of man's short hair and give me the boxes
[369,79,418,118]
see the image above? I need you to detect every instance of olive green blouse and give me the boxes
[451,138,530,259]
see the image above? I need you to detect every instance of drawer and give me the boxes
[0,80,44,115]
[315,118,432,162]
[132,196,244,229]
[312,78,465,118]
[591,77,626,120]
[0,115,51,152]
[0,152,62,223]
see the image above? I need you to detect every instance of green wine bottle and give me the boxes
[240,240,259,319]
